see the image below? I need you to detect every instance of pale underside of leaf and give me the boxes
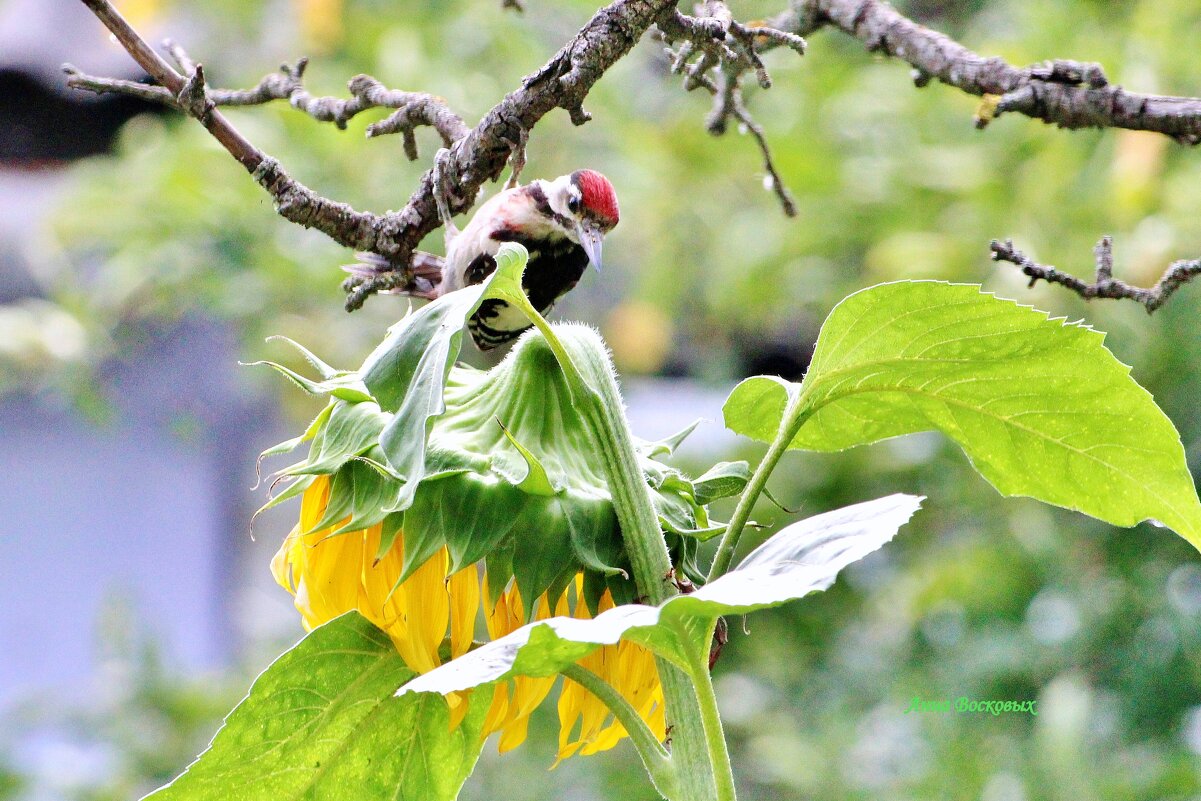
[397,494,921,697]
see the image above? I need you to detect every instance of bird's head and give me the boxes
[540,169,619,271]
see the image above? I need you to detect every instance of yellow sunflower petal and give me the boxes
[389,549,449,675]
[449,565,481,659]
[278,482,669,764]
[270,526,300,593]
[446,691,471,731]
[482,683,511,738]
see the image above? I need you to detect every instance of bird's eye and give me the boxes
[567,195,582,214]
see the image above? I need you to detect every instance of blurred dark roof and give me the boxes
[0,0,167,166]
[0,68,163,164]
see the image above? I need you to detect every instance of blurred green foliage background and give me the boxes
[6,0,1201,798]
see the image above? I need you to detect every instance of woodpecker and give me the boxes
[353,169,619,350]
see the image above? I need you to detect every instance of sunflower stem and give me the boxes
[541,332,725,800]
[488,246,675,604]
[561,339,724,798]
[547,325,720,799]
[561,664,678,796]
[707,392,812,583]
[681,619,738,801]
[493,244,728,801]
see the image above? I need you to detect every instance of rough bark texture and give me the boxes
[365,0,681,297]
[775,0,1201,144]
[991,237,1201,313]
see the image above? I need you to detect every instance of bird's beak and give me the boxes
[576,222,604,272]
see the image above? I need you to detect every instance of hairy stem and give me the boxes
[489,247,676,604]
[551,340,722,800]
[492,245,724,800]
[569,345,721,800]
[682,619,737,801]
[707,393,811,582]
[561,664,678,797]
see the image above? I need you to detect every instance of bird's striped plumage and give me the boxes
[349,170,618,350]
[447,170,618,349]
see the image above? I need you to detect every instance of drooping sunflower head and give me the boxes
[261,320,746,760]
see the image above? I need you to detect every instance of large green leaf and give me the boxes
[723,281,1201,549]
[147,613,490,801]
[396,494,921,695]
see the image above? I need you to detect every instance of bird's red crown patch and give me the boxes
[573,169,620,227]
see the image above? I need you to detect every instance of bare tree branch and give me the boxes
[673,62,798,216]
[990,237,1201,313]
[768,0,1201,144]
[342,0,686,308]
[763,0,1201,312]
[72,0,1201,316]
[163,38,197,75]
[62,65,176,105]
[502,125,530,190]
[731,95,798,217]
[657,2,805,216]
[70,0,391,258]
[71,0,682,310]
[68,52,470,158]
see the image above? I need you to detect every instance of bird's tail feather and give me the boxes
[341,251,445,299]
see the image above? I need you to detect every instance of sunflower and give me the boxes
[262,323,741,761]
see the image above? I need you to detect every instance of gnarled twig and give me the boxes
[69,49,470,160]
[658,2,805,216]
[681,65,798,216]
[990,237,1201,313]
[69,0,390,259]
